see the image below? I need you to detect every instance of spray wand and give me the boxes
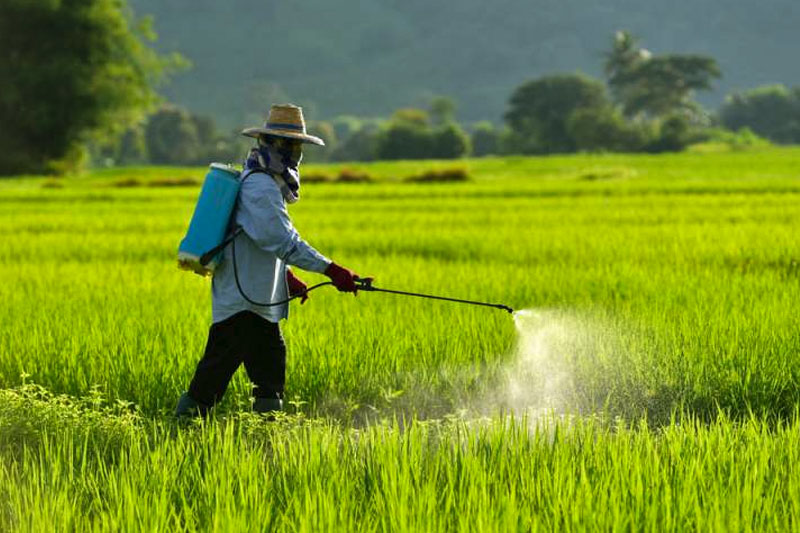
[233,271,514,314]
[353,278,514,314]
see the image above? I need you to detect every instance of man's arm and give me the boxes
[237,175,361,293]
[237,176,330,273]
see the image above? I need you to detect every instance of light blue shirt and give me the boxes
[211,170,330,323]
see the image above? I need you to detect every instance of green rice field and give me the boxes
[1,149,799,530]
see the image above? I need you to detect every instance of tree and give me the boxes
[720,85,800,144]
[302,121,336,163]
[330,116,365,142]
[92,124,148,167]
[116,127,149,165]
[431,123,471,159]
[374,105,471,160]
[0,0,181,175]
[504,74,609,153]
[144,106,200,165]
[604,31,651,104]
[470,122,501,157]
[390,108,430,127]
[605,30,720,118]
[566,107,653,152]
[193,115,218,151]
[375,121,434,160]
[141,106,250,166]
[429,96,457,126]
[330,124,381,162]
[647,113,694,152]
[375,108,432,160]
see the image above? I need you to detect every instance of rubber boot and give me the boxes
[253,397,283,418]
[174,391,209,418]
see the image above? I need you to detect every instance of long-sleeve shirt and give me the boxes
[211,170,330,323]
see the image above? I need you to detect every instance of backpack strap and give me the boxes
[199,226,243,266]
[239,167,263,183]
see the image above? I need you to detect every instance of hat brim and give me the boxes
[241,127,325,146]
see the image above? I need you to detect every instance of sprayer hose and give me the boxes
[230,234,513,313]
[231,234,332,307]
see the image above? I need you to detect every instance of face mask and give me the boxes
[248,136,302,203]
[277,139,303,168]
[261,137,303,168]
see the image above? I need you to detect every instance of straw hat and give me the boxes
[241,104,325,146]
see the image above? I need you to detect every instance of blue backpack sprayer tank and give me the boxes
[177,164,514,313]
[177,163,257,276]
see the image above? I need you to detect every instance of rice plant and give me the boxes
[1,149,799,530]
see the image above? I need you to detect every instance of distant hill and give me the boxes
[130,0,800,128]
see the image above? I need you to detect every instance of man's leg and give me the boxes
[179,312,247,416]
[240,312,286,413]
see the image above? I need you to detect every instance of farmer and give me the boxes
[175,104,362,417]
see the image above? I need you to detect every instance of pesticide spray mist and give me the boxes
[499,308,600,418]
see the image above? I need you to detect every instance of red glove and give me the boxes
[286,269,309,304]
[324,262,359,293]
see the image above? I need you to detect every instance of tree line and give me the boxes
[99,31,792,167]
[1,1,797,175]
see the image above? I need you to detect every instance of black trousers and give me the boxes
[188,311,286,407]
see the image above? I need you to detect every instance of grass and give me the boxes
[1,148,800,529]
[2,385,799,530]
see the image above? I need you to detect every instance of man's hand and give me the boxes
[324,262,359,293]
[286,269,309,304]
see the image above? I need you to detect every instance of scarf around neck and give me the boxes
[243,139,301,203]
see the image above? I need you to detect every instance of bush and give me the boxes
[688,127,771,153]
[112,178,142,188]
[302,173,333,183]
[0,383,140,458]
[336,169,373,183]
[148,177,199,187]
[405,168,470,183]
[578,166,637,181]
